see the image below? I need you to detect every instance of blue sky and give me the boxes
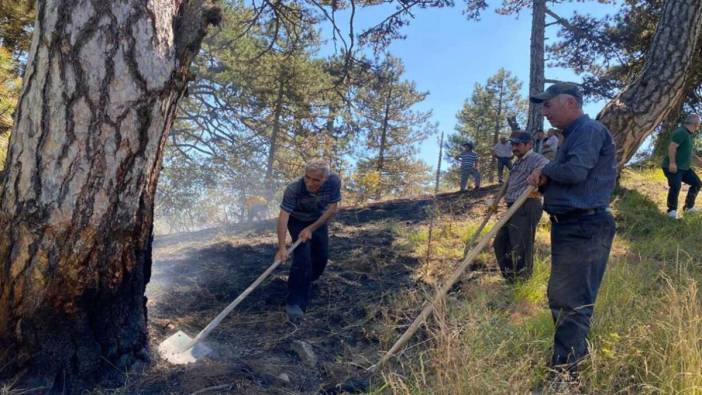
[321,1,621,166]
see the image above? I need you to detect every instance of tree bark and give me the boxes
[376,85,392,200]
[526,0,545,135]
[0,0,219,391]
[598,0,702,168]
[491,82,504,183]
[265,77,286,202]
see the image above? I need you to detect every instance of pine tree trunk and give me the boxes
[491,84,504,183]
[598,0,702,168]
[265,78,285,202]
[376,86,392,200]
[0,0,219,391]
[526,0,545,135]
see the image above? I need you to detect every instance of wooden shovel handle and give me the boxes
[182,238,304,351]
[369,185,536,372]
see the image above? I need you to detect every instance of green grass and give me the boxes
[380,170,702,394]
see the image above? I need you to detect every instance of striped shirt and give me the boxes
[505,150,549,203]
[458,151,478,170]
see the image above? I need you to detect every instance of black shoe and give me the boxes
[286,304,304,321]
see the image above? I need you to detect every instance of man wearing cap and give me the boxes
[455,142,480,192]
[661,113,702,219]
[493,132,549,282]
[492,136,514,183]
[527,83,617,379]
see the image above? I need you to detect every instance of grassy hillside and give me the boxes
[374,168,702,394]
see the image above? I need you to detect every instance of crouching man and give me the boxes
[493,132,548,282]
[275,159,341,319]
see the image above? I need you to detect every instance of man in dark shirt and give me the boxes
[528,83,617,379]
[661,114,702,219]
[276,160,341,319]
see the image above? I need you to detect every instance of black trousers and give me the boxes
[494,198,542,282]
[662,167,701,212]
[548,211,616,370]
[286,217,329,311]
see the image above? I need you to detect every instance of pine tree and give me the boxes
[354,55,435,200]
[452,69,525,183]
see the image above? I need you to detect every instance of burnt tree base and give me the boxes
[1,249,152,393]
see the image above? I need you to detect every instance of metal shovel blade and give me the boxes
[158,330,212,365]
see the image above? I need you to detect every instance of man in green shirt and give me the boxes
[662,114,702,218]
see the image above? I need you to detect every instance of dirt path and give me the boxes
[136,188,497,394]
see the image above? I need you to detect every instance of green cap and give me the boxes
[530,83,583,105]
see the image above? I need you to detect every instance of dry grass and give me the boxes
[377,169,702,394]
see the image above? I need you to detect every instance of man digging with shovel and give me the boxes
[276,159,341,320]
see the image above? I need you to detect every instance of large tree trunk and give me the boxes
[526,0,545,135]
[598,0,702,167]
[0,0,219,391]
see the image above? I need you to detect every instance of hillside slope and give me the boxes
[138,187,499,394]
[102,169,702,394]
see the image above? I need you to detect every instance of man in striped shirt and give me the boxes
[493,132,549,282]
[455,142,480,192]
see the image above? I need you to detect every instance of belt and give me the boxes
[549,207,607,223]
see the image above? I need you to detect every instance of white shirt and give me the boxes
[493,141,513,158]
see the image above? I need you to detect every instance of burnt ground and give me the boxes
[126,186,500,394]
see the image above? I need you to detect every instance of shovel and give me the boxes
[158,238,303,364]
[327,186,536,393]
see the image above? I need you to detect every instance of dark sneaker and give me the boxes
[286,304,304,320]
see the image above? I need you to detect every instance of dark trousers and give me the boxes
[548,211,615,370]
[287,217,329,311]
[460,167,481,191]
[497,157,513,182]
[494,198,542,282]
[662,167,701,212]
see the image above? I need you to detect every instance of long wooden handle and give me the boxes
[369,185,536,372]
[462,181,509,259]
[181,238,304,351]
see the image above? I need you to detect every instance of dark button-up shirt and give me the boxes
[280,173,342,222]
[541,115,617,214]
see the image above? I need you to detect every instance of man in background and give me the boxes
[493,135,514,183]
[244,195,268,222]
[541,129,561,161]
[455,142,480,192]
[662,113,702,219]
[494,132,548,282]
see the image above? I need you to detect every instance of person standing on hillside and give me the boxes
[455,142,480,192]
[662,114,702,219]
[493,135,514,183]
[275,159,341,320]
[541,129,561,161]
[527,83,617,383]
[493,132,548,282]
[533,130,547,154]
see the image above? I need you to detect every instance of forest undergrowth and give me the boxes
[376,168,702,394]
